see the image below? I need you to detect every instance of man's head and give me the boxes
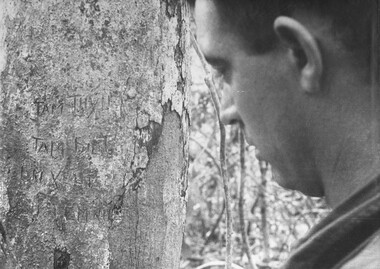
[189,0,371,54]
[191,0,377,206]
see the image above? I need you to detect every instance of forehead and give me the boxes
[194,0,220,36]
[194,0,244,59]
[194,0,222,50]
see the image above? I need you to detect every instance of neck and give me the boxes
[322,140,380,208]
[309,66,380,208]
[314,98,380,208]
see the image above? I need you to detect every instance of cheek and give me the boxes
[234,91,271,148]
[232,54,295,146]
[234,60,282,116]
[234,77,280,137]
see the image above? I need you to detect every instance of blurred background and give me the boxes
[180,46,330,269]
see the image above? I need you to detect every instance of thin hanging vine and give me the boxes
[191,33,233,269]
[239,127,257,269]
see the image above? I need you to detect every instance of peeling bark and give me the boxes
[0,0,190,268]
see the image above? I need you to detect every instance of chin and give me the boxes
[271,169,292,189]
[272,167,324,197]
[245,135,256,147]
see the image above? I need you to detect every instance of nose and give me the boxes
[220,87,240,125]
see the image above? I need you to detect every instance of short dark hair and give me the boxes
[189,0,372,55]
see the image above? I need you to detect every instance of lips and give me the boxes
[241,126,264,159]
[255,149,263,160]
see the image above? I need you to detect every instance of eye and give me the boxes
[211,64,227,79]
[203,56,230,82]
[213,66,226,77]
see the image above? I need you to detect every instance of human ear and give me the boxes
[274,16,323,93]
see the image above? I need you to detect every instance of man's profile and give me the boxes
[188,0,380,268]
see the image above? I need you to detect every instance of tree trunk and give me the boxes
[0,0,190,268]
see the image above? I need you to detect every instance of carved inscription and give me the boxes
[34,100,64,116]
[71,203,110,223]
[33,93,126,118]
[19,164,99,188]
[31,135,114,158]
[24,87,134,212]
[32,136,65,159]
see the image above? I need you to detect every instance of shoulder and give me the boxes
[338,229,380,269]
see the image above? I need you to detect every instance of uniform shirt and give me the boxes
[340,230,380,269]
[282,174,380,269]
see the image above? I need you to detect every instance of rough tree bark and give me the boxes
[0,0,190,268]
